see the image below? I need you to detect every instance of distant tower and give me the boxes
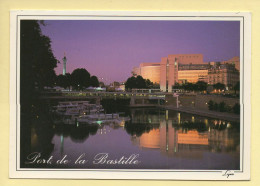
[62,53,67,75]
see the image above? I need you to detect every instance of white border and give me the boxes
[9,10,251,180]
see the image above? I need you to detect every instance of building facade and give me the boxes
[221,56,240,71]
[208,63,239,89]
[177,64,209,84]
[140,63,161,84]
[132,54,239,92]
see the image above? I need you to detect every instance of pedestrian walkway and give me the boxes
[162,105,240,122]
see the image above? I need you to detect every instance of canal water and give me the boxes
[28,107,240,170]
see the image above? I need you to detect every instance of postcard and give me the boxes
[9,10,251,180]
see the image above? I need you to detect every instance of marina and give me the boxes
[52,101,130,125]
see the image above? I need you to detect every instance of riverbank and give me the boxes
[160,105,240,122]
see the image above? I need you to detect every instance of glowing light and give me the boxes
[192,116,195,123]
[97,120,103,125]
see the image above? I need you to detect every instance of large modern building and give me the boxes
[138,63,161,84]
[132,54,240,92]
[178,64,209,84]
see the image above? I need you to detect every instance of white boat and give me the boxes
[53,101,130,126]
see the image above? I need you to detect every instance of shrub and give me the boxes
[219,101,226,112]
[233,103,240,114]
[208,100,214,110]
[213,103,219,111]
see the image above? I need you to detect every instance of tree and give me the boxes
[233,103,240,114]
[208,100,214,110]
[152,83,160,89]
[213,102,219,111]
[136,75,147,88]
[125,76,136,90]
[183,82,197,91]
[219,101,226,112]
[56,73,72,90]
[173,83,181,89]
[145,79,153,89]
[21,20,58,105]
[20,20,57,165]
[234,81,240,94]
[196,81,207,91]
[71,68,91,90]
[213,83,225,90]
[90,76,99,87]
[125,75,148,90]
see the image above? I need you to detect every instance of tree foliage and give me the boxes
[20,20,57,106]
[208,100,214,110]
[56,73,72,89]
[56,70,100,90]
[125,75,154,90]
[71,68,91,90]
[233,103,240,114]
[196,81,208,91]
[20,20,58,160]
[90,76,99,87]
[234,81,240,94]
[208,100,239,114]
[213,83,225,90]
[173,81,208,92]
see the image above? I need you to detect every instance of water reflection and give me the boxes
[54,124,99,143]
[128,109,239,159]
[27,107,239,169]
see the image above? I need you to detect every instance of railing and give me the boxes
[40,91,167,100]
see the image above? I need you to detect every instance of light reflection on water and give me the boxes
[31,108,240,170]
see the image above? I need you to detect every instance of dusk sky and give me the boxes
[40,20,240,84]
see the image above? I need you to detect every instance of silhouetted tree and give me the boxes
[20,20,57,167]
[152,82,160,89]
[125,76,136,90]
[21,20,58,105]
[125,75,149,90]
[234,81,240,94]
[173,83,181,89]
[145,79,153,88]
[56,73,71,90]
[219,101,226,112]
[90,76,99,87]
[233,103,240,114]
[136,75,147,88]
[208,100,214,110]
[71,68,91,90]
[183,82,197,91]
[213,102,219,111]
[213,83,225,90]
[196,81,208,91]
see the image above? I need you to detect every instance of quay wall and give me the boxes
[166,94,239,111]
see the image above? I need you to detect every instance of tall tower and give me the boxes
[62,53,67,75]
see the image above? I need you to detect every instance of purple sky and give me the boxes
[40,20,240,84]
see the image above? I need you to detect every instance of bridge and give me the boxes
[40,91,178,107]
